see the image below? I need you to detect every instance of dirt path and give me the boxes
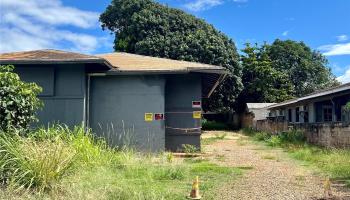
[202,131,350,200]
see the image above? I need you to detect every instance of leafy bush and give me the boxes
[278,130,305,144]
[266,135,282,147]
[253,131,271,141]
[0,65,42,132]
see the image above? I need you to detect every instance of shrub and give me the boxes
[253,131,271,141]
[0,65,42,132]
[202,119,230,130]
[241,127,256,136]
[266,135,282,147]
[279,130,305,144]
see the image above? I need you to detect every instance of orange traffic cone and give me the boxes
[188,176,201,199]
[324,177,332,198]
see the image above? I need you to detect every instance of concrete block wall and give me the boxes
[305,123,350,148]
[256,120,350,148]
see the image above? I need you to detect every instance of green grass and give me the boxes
[0,125,242,199]
[242,128,350,187]
[201,133,228,145]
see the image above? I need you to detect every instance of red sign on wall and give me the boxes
[154,113,165,120]
[192,101,201,108]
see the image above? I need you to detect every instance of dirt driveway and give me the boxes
[202,131,350,200]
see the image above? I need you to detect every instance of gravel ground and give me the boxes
[202,131,350,200]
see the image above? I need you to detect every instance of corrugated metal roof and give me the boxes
[96,52,226,73]
[247,103,276,109]
[0,49,109,65]
[268,83,350,109]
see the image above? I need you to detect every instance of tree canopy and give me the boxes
[100,0,242,112]
[267,39,339,97]
[236,40,339,112]
[239,43,294,104]
[100,0,339,113]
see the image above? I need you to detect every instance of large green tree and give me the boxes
[100,0,242,112]
[239,43,294,105]
[236,40,339,113]
[267,39,339,97]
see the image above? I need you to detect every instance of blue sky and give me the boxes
[0,0,349,81]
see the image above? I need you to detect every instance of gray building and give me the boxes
[0,49,227,152]
[267,83,350,123]
[256,84,350,148]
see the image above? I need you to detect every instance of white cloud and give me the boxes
[318,43,350,56]
[184,0,247,11]
[336,34,348,42]
[184,0,223,12]
[0,0,108,53]
[282,31,289,36]
[337,66,350,83]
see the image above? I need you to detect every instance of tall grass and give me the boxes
[1,125,242,199]
[0,131,75,192]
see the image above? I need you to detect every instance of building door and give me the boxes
[88,75,166,151]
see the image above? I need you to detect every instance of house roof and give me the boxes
[0,49,112,67]
[247,103,276,109]
[0,49,227,98]
[96,52,226,73]
[268,83,350,109]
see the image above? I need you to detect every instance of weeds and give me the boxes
[243,129,350,188]
[182,144,198,153]
[1,125,242,199]
[0,132,75,192]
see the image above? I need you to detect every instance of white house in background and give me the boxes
[242,103,276,128]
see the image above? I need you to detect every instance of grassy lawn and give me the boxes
[241,128,350,187]
[0,126,241,200]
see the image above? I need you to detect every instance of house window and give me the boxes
[323,106,333,122]
[303,106,309,123]
[288,109,292,122]
[295,107,300,122]
[304,112,309,123]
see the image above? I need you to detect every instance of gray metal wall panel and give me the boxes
[15,67,54,96]
[54,66,85,96]
[38,98,84,127]
[89,75,165,152]
[15,64,85,127]
[165,74,202,151]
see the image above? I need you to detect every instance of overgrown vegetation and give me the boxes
[0,65,42,132]
[202,119,230,130]
[242,128,350,186]
[0,125,241,199]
